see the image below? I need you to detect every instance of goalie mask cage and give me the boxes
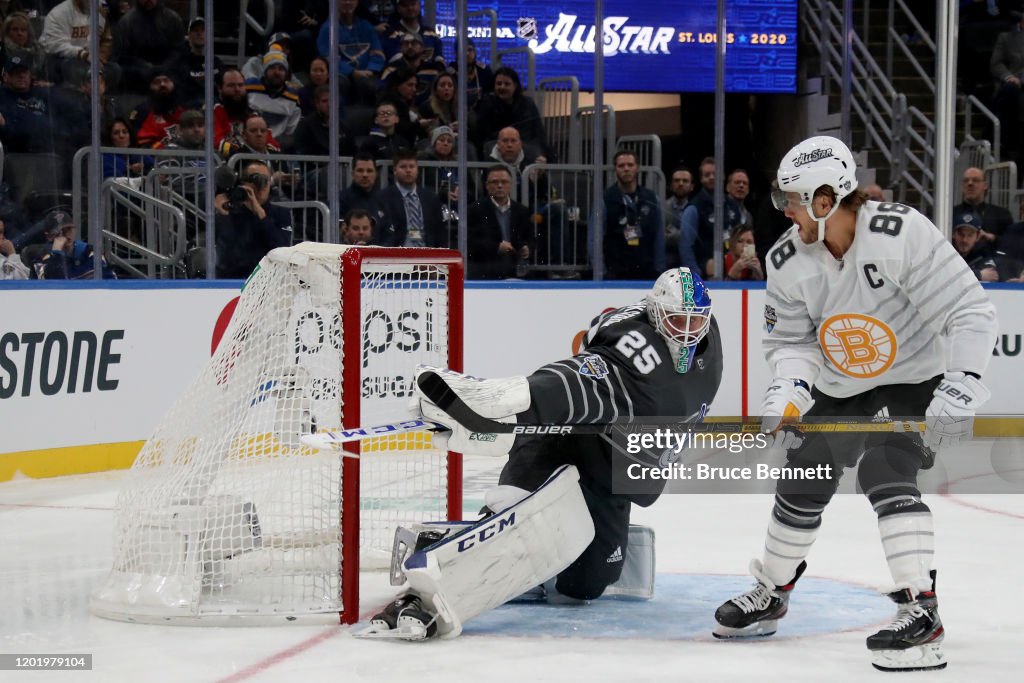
[90,244,464,625]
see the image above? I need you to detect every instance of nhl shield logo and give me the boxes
[579,354,610,380]
[764,305,778,333]
[517,17,537,40]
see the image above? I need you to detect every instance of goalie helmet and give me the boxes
[772,136,858,242]
[646,267,712,374]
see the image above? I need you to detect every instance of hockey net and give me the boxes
[91,244,464,624]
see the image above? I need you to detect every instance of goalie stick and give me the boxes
[301,418,449,451]
[415,370,931,436]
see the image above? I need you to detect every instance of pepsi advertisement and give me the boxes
[435,0,797,93]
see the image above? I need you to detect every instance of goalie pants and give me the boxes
[774,375,943,527]
[499,434,632,600]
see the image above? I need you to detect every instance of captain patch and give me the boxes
[579,355,610,380]
[764,305,778,333]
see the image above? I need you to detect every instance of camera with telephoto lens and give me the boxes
[216,165,270,213]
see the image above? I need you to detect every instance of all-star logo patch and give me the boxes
[792,148,833,166]
[764,305,778,333]
[579,354,610,380]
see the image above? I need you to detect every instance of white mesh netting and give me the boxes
[91,244,458,623]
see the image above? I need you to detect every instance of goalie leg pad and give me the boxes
[401,464,595,638]
[602,525,656,600]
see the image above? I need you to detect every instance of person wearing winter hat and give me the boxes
[127,65,185,147]
[244,48,302,147]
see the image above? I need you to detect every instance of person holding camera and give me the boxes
[704,224,764,281]
[214,159,293,278]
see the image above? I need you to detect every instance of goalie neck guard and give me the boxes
[646,267,712,374]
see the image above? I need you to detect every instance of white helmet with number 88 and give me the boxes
[646,267,712,374]
[771,135,858,242]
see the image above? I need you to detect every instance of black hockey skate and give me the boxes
[713,560,806,639]
[356,594,438,641]
[867,571,946,672]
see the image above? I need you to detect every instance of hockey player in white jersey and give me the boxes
[712,136,998,672]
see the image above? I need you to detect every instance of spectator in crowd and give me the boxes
[241,32,295,82]
[212,66,281,152]
[423,71,458,132]
[379,31,445,104]
[168,16,224,109]
[0,55,54,153]
[245,49,302,149]
[603,150,664,280]
[704,224,764,281]
[488,125,546,178]
[340,207,374,245]
[952,209,1022,281]
[112,0,184,93]
[664,166,694,268]
[447,38,492,110]
[954,166,1013,242]
[417,125,471,243]
[678,157,719,275]
[297,55,329,116]
[725,168,753,229]
[359,99,412,159]
[281,2,329,74]
[159,108,205,151]
[101,115,152,180]
[474,67,547,157]
[991,10,1024,166]
[378,66,429,142]
[466,164,533,280]
[3,12,47,84]
[339,153,386,226]
[214,159,293,278]
[128,66,184,147]
[293,83,356,156]
[375,148,444,247]
[318,0,384,106]
[39,0,115,84]
[378,0,444,63]
[30,210,114,279]
[862,183,886,201]
[0,217,29,280]
[51,64,116,159]
[224,114,298,196]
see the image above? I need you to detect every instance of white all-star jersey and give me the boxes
[762,200,998,398]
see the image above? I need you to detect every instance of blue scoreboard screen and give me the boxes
[434,0,798,93]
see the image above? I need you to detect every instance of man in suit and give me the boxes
[466,165,534,280]
[375,148,445,247]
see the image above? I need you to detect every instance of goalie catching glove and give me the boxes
[412,366,531,456]
[923,371,990,451]
[760,378,815,433]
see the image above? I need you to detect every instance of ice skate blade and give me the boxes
[712,619,779,639]
[871,643,947,672]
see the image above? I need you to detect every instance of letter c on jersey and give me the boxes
[818,313,897,379]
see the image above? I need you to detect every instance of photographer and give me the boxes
[214,159,293,278]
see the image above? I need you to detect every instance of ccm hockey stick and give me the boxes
[301,418,449,452]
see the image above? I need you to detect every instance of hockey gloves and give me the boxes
[761,378,815,433]
[923,372,990,451]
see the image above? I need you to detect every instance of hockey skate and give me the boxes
[867,571,946,672]
[354,594,438,641]
[713,559,806,639]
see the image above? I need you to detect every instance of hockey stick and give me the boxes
[301,418,449,451]
[415,370,931,435]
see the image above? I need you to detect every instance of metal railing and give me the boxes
[102,179,188,279]
[494,47,537,97]
[537,76,580,165]
[962,95,1001,163]
[616,135,663,171]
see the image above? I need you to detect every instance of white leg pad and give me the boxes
[603,525,656,600]
[402,464,595,638]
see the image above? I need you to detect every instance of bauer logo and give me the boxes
[579,354,610,380]
[513,425,573,435]
[818,313,897,379]
[456,512,516,552]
